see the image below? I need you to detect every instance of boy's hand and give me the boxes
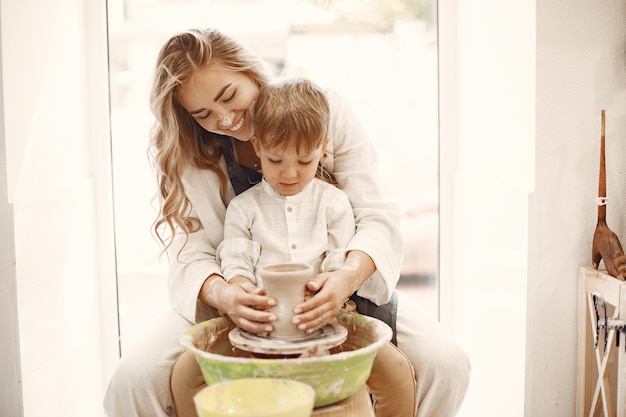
[216,278,277,334]
[228,276,264,295]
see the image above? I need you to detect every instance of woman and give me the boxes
[104,28,470,417]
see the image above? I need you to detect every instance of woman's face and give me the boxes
[176,65,259,141]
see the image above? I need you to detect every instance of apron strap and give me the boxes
[222,137,261,195]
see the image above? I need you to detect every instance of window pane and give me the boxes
[107,0,439,352]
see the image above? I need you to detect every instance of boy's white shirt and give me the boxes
[217,178,355,285]
[169,90,404,323]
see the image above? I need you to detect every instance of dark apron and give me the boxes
[222,137,399,345]
[349,292,398,346]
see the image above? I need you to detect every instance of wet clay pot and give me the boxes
[258,262,313,339]
[180,311,392,408]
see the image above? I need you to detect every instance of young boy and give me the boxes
[216,78,416,417]
[217,78,354,286]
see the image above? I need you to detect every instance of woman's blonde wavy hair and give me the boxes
[148,28,270,253]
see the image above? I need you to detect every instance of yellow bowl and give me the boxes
[194,378,315,417]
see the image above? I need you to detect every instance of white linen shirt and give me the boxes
[217,178,356,286]
[169,89,404,323]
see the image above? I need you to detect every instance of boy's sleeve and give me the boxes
[322,188,356,273]
[217,197,260,283]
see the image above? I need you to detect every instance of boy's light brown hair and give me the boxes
[252,78,330,154]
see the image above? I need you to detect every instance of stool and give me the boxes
[313,385,375,416]
[577,266,626,417]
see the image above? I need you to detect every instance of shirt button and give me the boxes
[286,206,293,212]
[291,243,297,249]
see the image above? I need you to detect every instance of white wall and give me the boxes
[527,0,626,416]
[441,1,626,416]
[0,0,118,416]
[0,3,22,413]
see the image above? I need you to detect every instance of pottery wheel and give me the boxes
[229,322,348,356]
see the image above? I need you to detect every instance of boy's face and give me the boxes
[251,136,328,196]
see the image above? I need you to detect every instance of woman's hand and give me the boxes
[291,269,355,333]
[292,250,376,333]
[200,275,277,334]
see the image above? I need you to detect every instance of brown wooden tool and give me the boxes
[591,110,626,280]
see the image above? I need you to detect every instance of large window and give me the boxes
[107,0,439,353]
